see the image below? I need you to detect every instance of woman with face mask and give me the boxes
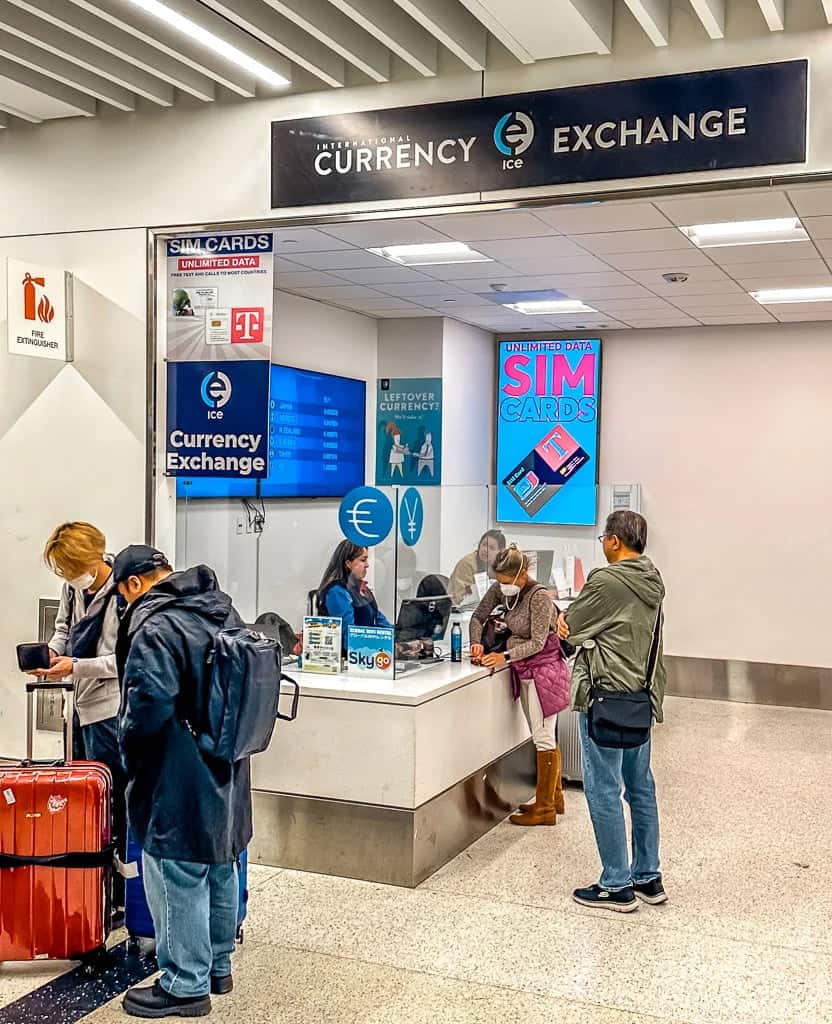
[36,521,128,915]
[469,544,570,826]
[317,540,393,646]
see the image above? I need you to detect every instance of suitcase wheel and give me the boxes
[78,945,109,974]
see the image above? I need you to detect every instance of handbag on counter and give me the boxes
[586,606,662,750]
[480,607,511,654]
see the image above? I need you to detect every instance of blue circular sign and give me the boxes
[399,487,424,547]
[338,487,394,547]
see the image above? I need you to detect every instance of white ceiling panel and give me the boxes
[592,297,680,312]
[773,309,832,322]
[533,202,670,234]
[474,235,593,261]
[318,219,453,247]
[719,259,830,282]
[372,281,473,298]
[286,250,394,270]
[787,186,832,217]
[330,266,434,284]
[293,284,388,301]
[763,301,832,317]
[274,228,354,253]
[706,241,821,265]
[801,217,832,240]
[740,275,832,294]
[602,249,715,271]
[559,284,656,301]
[424,211,558,240]
[522,270,635,289]
[576,228,691,255]
[498,254,615,275]
[625,265,737,290]
[419,260,524,280]
[367,307,443,317]
[655,191,795,226]
[696,312,777,324]
[632,276,745,297]
[813,239,832,259]
[670,292,762,308]
[620,316,701,328]
[275,271,353,288]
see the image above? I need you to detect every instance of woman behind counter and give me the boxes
[448,529,506,608]
[317,540,393,639]
[470,544,570,827]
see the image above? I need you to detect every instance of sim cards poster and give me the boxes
[496,339,601,526]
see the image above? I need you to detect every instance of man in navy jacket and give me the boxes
[114,545,252,1019]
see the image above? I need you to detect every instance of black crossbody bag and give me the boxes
[587,606,662,750]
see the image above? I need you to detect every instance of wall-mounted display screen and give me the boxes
[177,364,366,500]
[496,339,601,526]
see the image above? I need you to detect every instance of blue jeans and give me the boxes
[142,853,238,998]
[82,716,127,905]
[579,713,661,891]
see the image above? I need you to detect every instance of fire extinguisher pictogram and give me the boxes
[22,272,46,322]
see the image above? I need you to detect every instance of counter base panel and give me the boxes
[250,740,535,888]
[666,656,832,711]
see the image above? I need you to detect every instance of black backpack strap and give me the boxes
[0,842,116,870]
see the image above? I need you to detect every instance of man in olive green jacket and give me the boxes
[558,511,667,914]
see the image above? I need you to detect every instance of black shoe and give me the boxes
[123,981,212,1019]
[573,883,638,913]
[211,975,233,995]
[634,878,668,905]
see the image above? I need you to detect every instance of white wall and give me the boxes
[176,290,379,629]
[501,323,832,669]
[1,8,832,234]
[0,229,146,757]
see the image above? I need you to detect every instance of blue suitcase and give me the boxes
[126,834,248,947]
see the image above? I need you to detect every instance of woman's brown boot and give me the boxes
[553,748,565,815]
[510,750,557,826]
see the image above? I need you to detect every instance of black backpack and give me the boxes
[197,628,299,764]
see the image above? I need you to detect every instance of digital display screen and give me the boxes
[176,364,366,500]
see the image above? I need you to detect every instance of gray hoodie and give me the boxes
[48,567,121,728]
[564,555,667,722]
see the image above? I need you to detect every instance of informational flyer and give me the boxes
[496,339,601,526]
[166,232,274,363]
[302,616,343,675]
[375,378,442,486]
[346,626,395,679]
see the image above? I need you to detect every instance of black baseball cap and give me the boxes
[113,545,171,585]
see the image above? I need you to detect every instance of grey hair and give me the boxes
[492,543,529,576]
[605,511,648,554]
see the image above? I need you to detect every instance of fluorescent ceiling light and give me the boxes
[679,218,807,248]
[367,242,493,267]
[503,299,598,316]
[128,0,290,87]
[751,286,832,305]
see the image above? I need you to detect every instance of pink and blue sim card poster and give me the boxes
[496,339,601,526]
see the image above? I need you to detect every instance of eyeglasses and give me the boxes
[597,534,608,544]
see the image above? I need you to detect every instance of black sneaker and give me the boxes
[123,981,212,1019]
[211,975,233,995]
[573,883,638,913]
[634,878,668,905]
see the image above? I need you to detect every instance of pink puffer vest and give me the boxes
[509,632,571,718]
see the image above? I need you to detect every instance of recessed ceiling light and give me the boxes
[751,286,832,304]
[367,242,493,267]
[679,217,807,248]
[128,0,290,86]
[503,299,598,316]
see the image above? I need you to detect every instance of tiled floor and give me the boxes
[2,697,831,1023]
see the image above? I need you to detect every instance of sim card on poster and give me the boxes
[503,425,591,517]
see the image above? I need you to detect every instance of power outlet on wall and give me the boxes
[235,515,245,536]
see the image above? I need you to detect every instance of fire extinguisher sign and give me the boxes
[6,257,74,362]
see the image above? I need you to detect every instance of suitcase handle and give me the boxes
[24,681,75,766]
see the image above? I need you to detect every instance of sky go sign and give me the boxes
[201,369,232,420]
[493,111,535,171]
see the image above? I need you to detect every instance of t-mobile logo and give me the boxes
[231,307,264,344]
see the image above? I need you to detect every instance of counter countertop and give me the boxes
[282,658,505,707]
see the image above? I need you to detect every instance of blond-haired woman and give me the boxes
[41,521,127,913]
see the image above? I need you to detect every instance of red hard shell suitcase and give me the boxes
[0,682,113,962]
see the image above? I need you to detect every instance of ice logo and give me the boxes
[494,112,535,157]
[200,370,232,410]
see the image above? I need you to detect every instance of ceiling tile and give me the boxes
[696,312,776,324]
[500,255,615,275]
[419,260,524,281]
[621,317,700,328]
[473,236,592,260]
[773,309,832,321]
[274,271,351,289]
[374,282,473,299]
[274,228,354,253]
[800,217,832,240]
[655,191,794,226]
[625,265,735,290]
[670,293,761,310]
[576,228,690,255]
[739,273,832,292]
[292,284,387,301]
[594,298,681,313]
[331,266,433,285]
[764,301,832,316]
[814,239,832,259]
[602,249,714,271]
[275,258,310,273]
[342,294,426,309]
[719,259,830,282]
[370,308,444,318]
[787,186,832,217]
[533,202,670,234]
[424,211,558,241]
[559,284,655,301]
[286,250,393,271]
[706,241,820,265]
[316,219,453,248]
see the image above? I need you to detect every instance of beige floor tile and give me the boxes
[0,961,74,1009]
[81,944,689,1024]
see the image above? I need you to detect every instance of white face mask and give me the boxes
[499,583,521,598]
[68,571,95,591]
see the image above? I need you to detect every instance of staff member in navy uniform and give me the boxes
[316,541,392,641]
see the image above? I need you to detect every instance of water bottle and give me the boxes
[451,609,463,663]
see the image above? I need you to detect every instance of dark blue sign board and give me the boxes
[166,360,270,478]
[272,61,807,207]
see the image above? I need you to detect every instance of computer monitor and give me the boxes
[528,549,555,585]
[395,596,453,643]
